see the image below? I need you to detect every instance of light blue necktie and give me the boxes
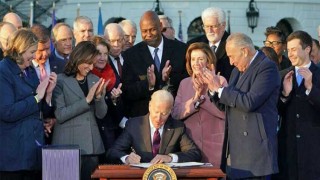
[154,48,161,72]
[296,72,303,86]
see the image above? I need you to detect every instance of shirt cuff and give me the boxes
[121,155,129,164]
[169,153,178,163]
[217,87,224,98]
[305,89,311,95]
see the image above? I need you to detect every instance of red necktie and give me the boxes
[152,129,161,157]
[39,64,47,81]
[115,57,122,77]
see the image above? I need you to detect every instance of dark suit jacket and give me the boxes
[214,51,280,178]
[122,36,188,117]
[277,63,320,180]
[187,31,234,81]
[48,54,66,74]
[106,114,201,163]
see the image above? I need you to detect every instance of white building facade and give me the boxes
[47,0,320,46]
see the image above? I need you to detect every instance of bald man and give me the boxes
[3,12,22,29]
[119,19,137,51]
[122,10,188,118]
[0,22,17,59]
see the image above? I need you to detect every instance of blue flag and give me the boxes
[98,7,103,35]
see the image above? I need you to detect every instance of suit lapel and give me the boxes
[216,31,229,60]
[49,57,59,73]
[236,51,264,88]
[159,118,174,154]
[161,37,173,71]
[142,115,153,153]
[64,75,85,98]
[108,55,121,80]
[139,42,162,81]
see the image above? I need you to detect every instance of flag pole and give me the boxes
[227,10,231,33]
[29,1,34,27]
[77,3,80,17]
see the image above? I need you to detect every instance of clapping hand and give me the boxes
[192,73,205,100]
[202,65,222,92]
[86,78,106,103]
[95,79,109,100]
[36,77,50,101]
[147,65,156,89]
[162,60,172,82]
[282,70,294,97]
[46,72,57,94]
[299,67,313,91]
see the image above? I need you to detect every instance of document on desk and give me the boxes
[130,162,207,168]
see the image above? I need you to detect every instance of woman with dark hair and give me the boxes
[52,41,107,180]
[171,42,226,167]
[0,29,56,180]
[91,36,124,163]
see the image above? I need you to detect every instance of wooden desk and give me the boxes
[91,164,225,180]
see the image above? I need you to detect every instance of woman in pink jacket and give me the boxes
[171,42,226,167]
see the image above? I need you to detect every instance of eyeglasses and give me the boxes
[107,38,124,45]
[162,27,173,32]
[263,41,283,47]
[124,35,136,41]
[202,24,221,30]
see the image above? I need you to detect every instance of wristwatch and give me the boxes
[194,95,205,110]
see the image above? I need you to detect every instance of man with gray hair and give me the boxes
[0,22,17,59]
[104,23,125,78]
[2,12,22,29]
[51,23,74,61]
[106,89,201,164]
[158,15,175,40]
[73,16,93,45]
[188,7,233,81]
[206,32,280,179]
[119,19,137,51]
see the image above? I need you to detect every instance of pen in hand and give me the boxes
[131,147,136,154]
[125,147,141,164]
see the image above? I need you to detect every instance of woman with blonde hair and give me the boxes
[0,29,56,180]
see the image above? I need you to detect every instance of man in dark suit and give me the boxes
[122,10,188,118]
[187,7,234,81]
[276,31,320,180]
[205,33,280,179]
[31,24,65,143]
[107,90,201,164]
